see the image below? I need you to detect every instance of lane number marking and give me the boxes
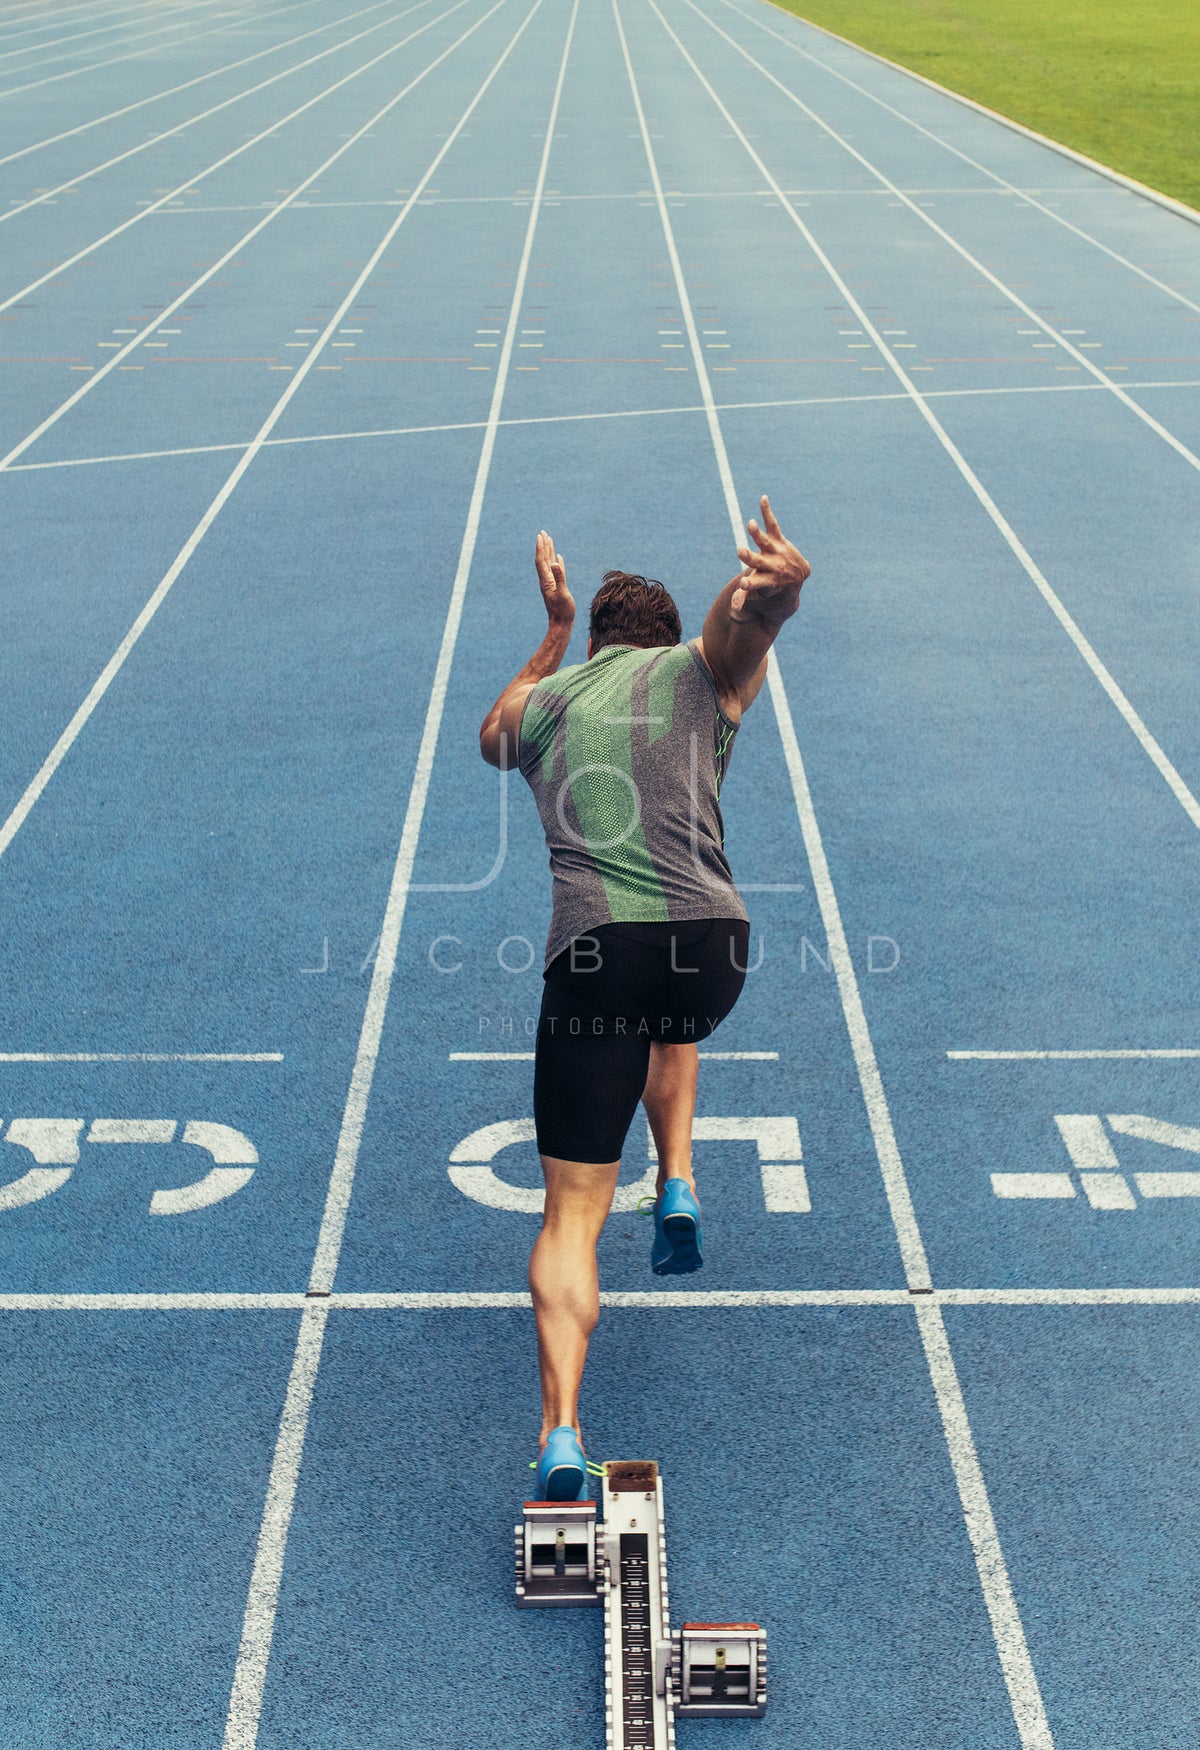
[0,1118,257,1214]
[448,1116,809,1214]
[993,1113,1200,1209]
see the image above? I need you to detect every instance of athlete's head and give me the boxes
[587,571,682,656]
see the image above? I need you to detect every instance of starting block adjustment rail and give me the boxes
[516,1459,765,1749]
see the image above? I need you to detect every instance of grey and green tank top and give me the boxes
[517,638,749,969]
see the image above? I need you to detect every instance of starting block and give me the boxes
[516,1460,766,1747]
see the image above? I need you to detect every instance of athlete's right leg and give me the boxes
[532,934,654,1460]
[641,922,752,1276]
[529,1154,620,1446]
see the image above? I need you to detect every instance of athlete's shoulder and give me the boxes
[619,640,702,685]
[531,657,590,698]
[518,657,601,769]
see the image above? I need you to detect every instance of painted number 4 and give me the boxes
[994,1114,1200,1209]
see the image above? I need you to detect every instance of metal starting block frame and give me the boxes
[515,1460,766,1748]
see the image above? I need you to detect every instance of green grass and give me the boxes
[764,0,1200,210]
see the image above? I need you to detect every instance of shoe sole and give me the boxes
[652,1212,702,1275]
[542,1462,586,1501]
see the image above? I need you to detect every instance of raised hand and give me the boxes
[479,532,576,767]
[535,529,575,627]
[731,495,810,624]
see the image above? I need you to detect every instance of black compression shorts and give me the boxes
[533,918,750,1164]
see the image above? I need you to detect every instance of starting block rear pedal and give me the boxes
[671,1623,766,1717]
[515,1460,766,1746]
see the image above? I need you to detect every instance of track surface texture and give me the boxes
[1,0,1199,1745]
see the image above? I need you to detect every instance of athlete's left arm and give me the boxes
[479,530,575,770]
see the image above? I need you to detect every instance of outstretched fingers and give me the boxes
[535,528,574,623]
[535,528,558,586]
[737,541,782,577]
[745,515,773,555]
[759,494,784,539]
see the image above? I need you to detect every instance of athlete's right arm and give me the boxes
[479,530,575,770]
[698,496,810,718]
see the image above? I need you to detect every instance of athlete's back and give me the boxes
[517,638,747,968]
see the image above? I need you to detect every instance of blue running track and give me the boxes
[1,0,1199,1743]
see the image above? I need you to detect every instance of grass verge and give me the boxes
[763,0,1200,210]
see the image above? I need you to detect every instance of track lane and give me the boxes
[0,0,399,173]
[0,0,486,453]
[0,0,431,212]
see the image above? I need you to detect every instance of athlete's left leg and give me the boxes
[529,1153,620,1446]
[642,1041,699,1196]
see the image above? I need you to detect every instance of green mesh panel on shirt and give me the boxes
[561,647,668,922]
[518,694,560,783]
[646,647,683,746]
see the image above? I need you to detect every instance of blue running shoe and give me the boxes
[537,1426,587,1501]
[651,1177,704,1275]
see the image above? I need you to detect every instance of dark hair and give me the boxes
[588,571,682,653]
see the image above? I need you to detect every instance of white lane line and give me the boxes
[616,0,932,1293]
[1,1286,1199,1311]
[0,0,185,61]
[601,1288,906,1306]
[222,8,572,1744]
[0,0,152,50]
[686,0,1200,477]
[0,0,148,15]
[656,2,1200,840]
[912,1297,1053,1750]
[305,0,578,1298]
[718,0,1200,321]
[698,1050,779,1059]
[0,0,146,35]
[2,0,222,75]
[10,377,1200,476]
[0,0,399,172]
[0,0,289,96]
[939,1287,1200,1306]
[0,1295,346,1311]
[883,378,1200,401]
[7,440,261,472]
[949,1050,1200,1061]
[223,1302,328,1749]
[628,7,1051,1744]
[143,184,1117,211]
[450,1051,536,1059]
[0,1290,916,1309]
[0,0,447,331]
[0,0,410,197]
[0,0,492,861]
[0,1051,283,1061]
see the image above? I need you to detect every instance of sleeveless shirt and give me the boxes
[516,638,749,968]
